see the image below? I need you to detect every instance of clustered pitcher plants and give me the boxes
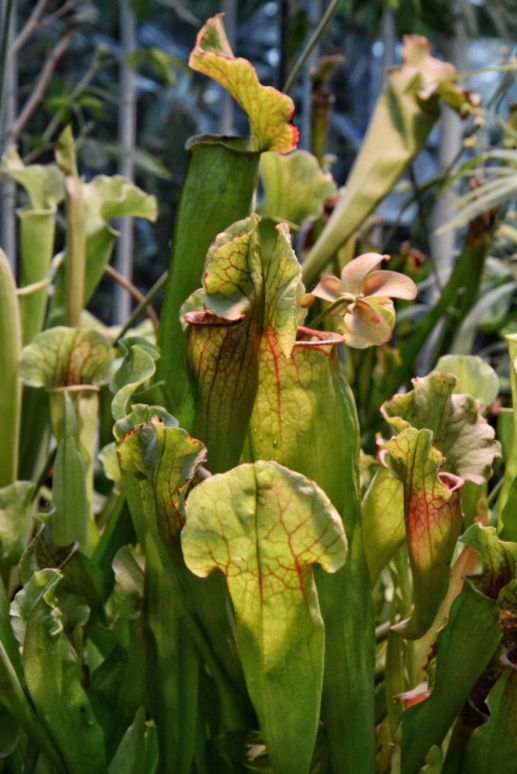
[0,13,516,774]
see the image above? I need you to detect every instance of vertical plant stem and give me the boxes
[283,0,341,95]
[56,126,86,328]
[0,248,21,486]
[19,209,56,344]
[115,0,137,325]
[64,176,86,327]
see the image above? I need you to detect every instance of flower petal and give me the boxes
[362,270,417,300]
[340,252,388,295]
[342,299,394,349]
[311,274,343,302]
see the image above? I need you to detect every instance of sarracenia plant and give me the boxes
[0,13,516,774]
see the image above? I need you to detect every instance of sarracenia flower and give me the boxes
[311,252,417,348]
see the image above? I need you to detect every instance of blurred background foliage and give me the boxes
[0,0,516,339]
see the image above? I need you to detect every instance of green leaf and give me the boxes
[0,250,21,486]
[117,417,206,544]
[10,568,63,647]
[182,460,347,774]
[0,578,20,675]
[99,442,122,489]
[184,216,303,472]
[188,214,263,321]
[246,332,376,772]
[157,136,260,422]
[110,546,144,624]
[2,146,62,345]
[85,174,157,226]
[18,209,57,344]
[55,124,78,177]
[261,221,306,356]
[116,413,211,773]
[109,707,158,774]
[462,523,517,599]
[422,746,443,773]
[20,327,110,552]
[0,708,18,758]
[111,337,161,423]
[499,336,517,537]
[58,126,85,329]
[1,146,64,210]
[82,175,157,303]
[11,174,61,339]
[129,46,185,84]
[450,282,517,356]
[189,14,298,153]
[52,392,90,550]
[49,174,158,323]
[362,467,404,584]
[0,638,66,772]
[20,327,113,390]
[401,582,501,774]
[89,549,145,758]
[385,427,463,639]
[18,569,107,774]
[302,36,477,286]
[259,149,336,228]
[0,482,35,567]
[184,212,374,771]
[435,354,500,404]
[382,372,501,485]
[462,664,517,774]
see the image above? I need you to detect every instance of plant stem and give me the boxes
[0,248,21,485]
[309,295,352,328]
[56,126,86,328]
[64,177,86,327]
[114,269,168,344]
[105,263,159,331]
[283,0,341,95]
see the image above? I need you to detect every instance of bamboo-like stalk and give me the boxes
[56,126,86,328]
[0,248,21,486]
[64,176,86,328]
[115,0,137,325]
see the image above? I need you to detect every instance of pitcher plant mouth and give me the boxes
[185,316,344,350]
[184,309,244,327]
[437,471,464,493]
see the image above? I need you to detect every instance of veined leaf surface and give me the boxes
[382,372,500,485]
[20,327,113,390]
[182,460,347,774]
[189,14,298,153]
[386,427,463,639]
